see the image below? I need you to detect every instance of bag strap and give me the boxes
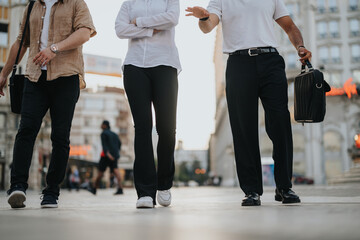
[10,1,35,83]
[301,60,314,74]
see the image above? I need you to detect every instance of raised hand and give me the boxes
[185,6,210,19]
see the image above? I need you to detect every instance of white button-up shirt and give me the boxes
[115,0,181,72]
[207,0,289,54]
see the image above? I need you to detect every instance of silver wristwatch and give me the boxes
[50,44,59,54]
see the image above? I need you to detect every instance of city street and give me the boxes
[0,185,360,240]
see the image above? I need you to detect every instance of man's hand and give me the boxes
[131,18,162,34]
[298,47,312,65]
[0,75,7,97]
[185,6,210,19]
[107,152,115,161]
[33,47,56,67]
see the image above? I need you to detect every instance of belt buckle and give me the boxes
[248,48,259,57]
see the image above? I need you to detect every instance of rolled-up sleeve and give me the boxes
[115,2,154,39]
[74,0,97,37]
[17,4,30,47]
[207,0,222,21]
[136,0,179,30]
[273,0,290,20]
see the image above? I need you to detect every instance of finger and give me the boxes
[33,54,41,62]
[185,13,194,16]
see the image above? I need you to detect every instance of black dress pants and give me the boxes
[225,53,293,195]
[124,65,178,202]
[10,71,80,196]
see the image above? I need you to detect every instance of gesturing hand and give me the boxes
[185,6,210,19]
[298,47,312,65]
[33,47,56,67]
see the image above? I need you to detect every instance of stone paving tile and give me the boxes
[0,185,360,240]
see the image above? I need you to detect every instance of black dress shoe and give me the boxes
[275,188,301,204]
[242,192,261,206]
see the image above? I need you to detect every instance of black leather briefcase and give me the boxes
[294,61,331,124]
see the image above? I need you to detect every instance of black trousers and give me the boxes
[10,71,79,196]
[225,53,293,195]
[124,65,178,202]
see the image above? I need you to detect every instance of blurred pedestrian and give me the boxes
[115,0,181,208]
[88,120,124,195]
[186,0,311,206]
[0,0,96,209]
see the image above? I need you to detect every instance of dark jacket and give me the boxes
[101,129,121,159]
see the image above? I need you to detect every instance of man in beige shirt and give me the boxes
[0,0,96,209]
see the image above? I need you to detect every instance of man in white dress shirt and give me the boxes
[186,0,312,206]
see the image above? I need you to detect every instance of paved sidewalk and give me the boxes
[0,185,360,240]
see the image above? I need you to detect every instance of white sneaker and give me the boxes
[136,196,154,208]
[8,190,26,209]
[157,189,171,207]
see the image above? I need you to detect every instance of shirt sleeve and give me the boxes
[115,2,154,39]
[136,0,179,30]
[16,4,30,47]
[101,132,109,154]
[273,0,290,20]
[74,0,97,37]
[207,0,222,22]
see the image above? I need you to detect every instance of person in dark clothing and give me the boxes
[89,120,123,195]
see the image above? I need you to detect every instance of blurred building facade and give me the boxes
[210,0,360,186]
[70,86,135,168]
[175,140,208,170]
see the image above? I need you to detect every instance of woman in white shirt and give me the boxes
[115,0,181,209]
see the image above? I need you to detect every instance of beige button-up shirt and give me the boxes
[18,0,96,85]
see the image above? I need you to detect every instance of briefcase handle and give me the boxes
[301,60,314,74]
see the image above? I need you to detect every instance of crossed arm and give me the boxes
[115,0,179,39]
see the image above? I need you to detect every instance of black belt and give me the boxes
[229,47,278,56]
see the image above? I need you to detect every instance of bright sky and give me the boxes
[83,0,217,150]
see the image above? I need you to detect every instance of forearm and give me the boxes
[199,14,219,34]
[286,25,304,50]
[0,40,27,79]
[115,23,153,39]
[56,28,91,52]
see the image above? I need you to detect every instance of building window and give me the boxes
[353,70,360,83]
[0,0,9,6]
[330,46,341,63]
[317,0,326,13]
[349,0,359,11]
[319,46,329,64]
[317,21,327,39]
[351,44,360,62]
[324,72,342,87]
[350,19,360,36]
[0,23,8,47]
[329,21,339,38]
[329,0,338,12]
[287,53,297,69]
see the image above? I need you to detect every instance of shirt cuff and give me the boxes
[136,17,147,28]
[274,12,290,20]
